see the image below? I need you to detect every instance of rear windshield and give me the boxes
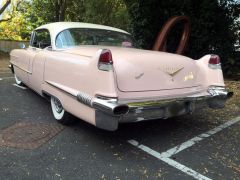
[56,28,133,48]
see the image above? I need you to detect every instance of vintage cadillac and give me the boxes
[10,22,232,131]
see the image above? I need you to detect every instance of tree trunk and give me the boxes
[54,0,60,21]
[59,0,66,21]
[0,0,11,16]
[54,0,67,22]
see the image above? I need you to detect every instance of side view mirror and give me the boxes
[19,43,26,49]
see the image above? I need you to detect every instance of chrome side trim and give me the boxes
[45,80,78,96]
[77,92,93,106]
[11,63,32,74]
[77,93,129,115]
[44,81,128,115]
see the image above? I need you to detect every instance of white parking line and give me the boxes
[128,140,211,180]
[13,84,27,90]
[160,116,240,158]
[128,116,240,180]
[0,78,2,81]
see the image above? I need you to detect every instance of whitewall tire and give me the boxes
[14,74,23,86]
[50,96,73,125]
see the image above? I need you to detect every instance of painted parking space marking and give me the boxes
[128,140,211,180]
[160,116,240,158]
[0,78,2,81]
[13,84,27,90]
[128,116,240,180]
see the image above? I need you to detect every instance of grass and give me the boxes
[225,80,240,111]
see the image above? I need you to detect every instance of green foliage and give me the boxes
[0,0,30,40]
[0,0,130,40]
[27,0,130,31]
[24,0,55,27]
[81,0,130,31]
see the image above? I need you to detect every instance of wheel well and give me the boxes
[10,64,14,74]
[42,91,51,101]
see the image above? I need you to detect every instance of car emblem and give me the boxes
[184,72,194,81]
[160,67,184,77]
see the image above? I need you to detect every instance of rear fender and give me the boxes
[196,55,225,88]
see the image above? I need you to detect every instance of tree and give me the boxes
[0,0,130,40]
[0,0,11,22]
[52,0,67,21]
[124,0,239,74]
[0,0,29,40]
[0,0,11,15]
[25,0,130,30]
[66,0,130,31]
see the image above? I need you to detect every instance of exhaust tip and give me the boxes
[113,105,129,115]
[227,92,233,98]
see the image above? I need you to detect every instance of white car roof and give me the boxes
[36,22,129,35]
[35,22,130,49]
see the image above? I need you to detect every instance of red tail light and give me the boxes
[209,55,220,65]
[98,49,113,71]
[208,55,221,69]
[99,49,113,64]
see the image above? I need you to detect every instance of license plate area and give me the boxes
[120,101,194,123]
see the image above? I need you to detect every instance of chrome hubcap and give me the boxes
[53,98,63,113]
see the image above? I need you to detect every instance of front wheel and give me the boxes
[14,74,24,86]
[50,96,73,125]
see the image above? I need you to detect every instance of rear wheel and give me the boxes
[50,96,73,125]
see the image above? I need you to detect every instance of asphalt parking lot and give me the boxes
[0,72,240,180]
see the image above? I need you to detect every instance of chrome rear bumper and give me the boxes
[77,86,232,131]
[119,86,232,123]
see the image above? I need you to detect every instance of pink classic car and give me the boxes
[10,22,232,131]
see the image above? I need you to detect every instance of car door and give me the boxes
[28,29,52,94]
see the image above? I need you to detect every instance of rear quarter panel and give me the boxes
[42,50,117,125]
